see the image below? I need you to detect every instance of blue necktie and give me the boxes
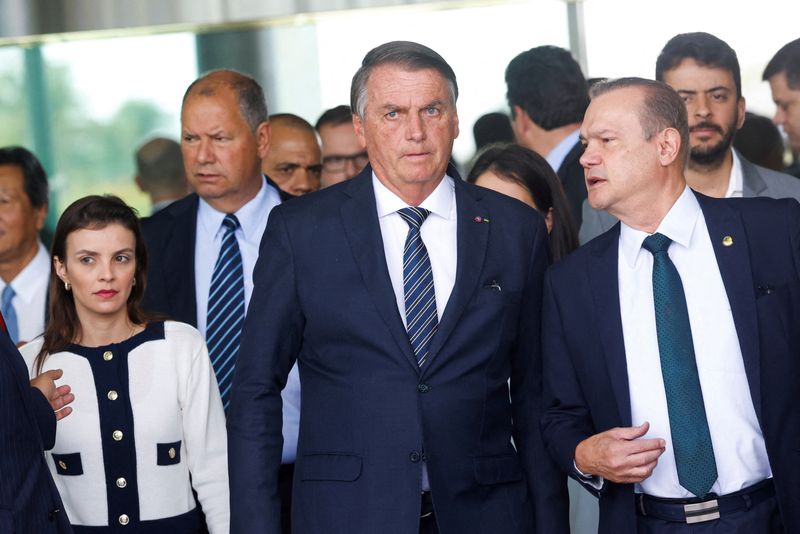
[207,214,245,412]
[643,233,718,497]
[398,207,437,367]
[1,285,18,344]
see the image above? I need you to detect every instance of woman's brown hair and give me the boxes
[34,195,154,373]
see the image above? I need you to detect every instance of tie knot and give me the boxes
[642,232,672,255]
[398,207,430,230]
[222,214,240,232]
[1,285,15,306]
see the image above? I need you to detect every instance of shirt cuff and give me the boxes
[573,460,604,490]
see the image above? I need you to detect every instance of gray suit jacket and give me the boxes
[579,150,800,244]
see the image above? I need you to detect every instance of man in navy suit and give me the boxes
[0,310,74,533]
[541,77,799,533]
[228,41,568,534]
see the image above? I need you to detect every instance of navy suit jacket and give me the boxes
[556,140,587,231]
[141,179,291,324]
[0,330,71,533]
[228,165,569,534]
[541,192,800,533]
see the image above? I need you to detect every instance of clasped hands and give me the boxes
[30,369,74,421]
[575,422,666,484]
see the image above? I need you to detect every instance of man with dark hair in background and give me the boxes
[0,146,50,345]
[580,32,800,242]
[142,69,299,534]
[505,45,589,228]
[315,105,368,187]
[229,41,568,534]
[763,38,800,178]
[543,76,800,534]
[134,137,189,214]
[262,113,323,196]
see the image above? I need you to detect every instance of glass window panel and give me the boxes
[0,47,26,147]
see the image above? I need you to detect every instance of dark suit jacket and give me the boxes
[541,191,800,533]
[141,179,291,324]
[556,140,587,230]
[227,165,568,534]
[0,331,71,533]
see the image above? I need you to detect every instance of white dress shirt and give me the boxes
[194,177,301,464]
[619,186,771,498]
[373,172,458,490]
[0,241,49,343]
[545,128,581,172]
[724,150,744,198]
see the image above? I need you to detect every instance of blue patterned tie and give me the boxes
[643,233,717,497]
[207,214,245,412]
[398,207,437,366]
[1,285,18,344]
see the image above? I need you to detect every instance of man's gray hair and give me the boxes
[350,41,458,120]
[182,69,268,133]
[591,77,690,164]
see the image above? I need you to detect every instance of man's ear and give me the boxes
[353,114,367,149]
[736,96,746,130]
[658,128,682,166]
[256,121,271,159]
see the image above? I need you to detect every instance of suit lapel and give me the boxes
[340,168,420,373]
[423,176,489,374]
[697,194,762,419]
[738,151,767,198]
[164,196,199,326]
[588,226,632,426]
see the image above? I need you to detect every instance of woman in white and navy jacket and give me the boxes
[21,195,228,533]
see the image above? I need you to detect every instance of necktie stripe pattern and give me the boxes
[207,214,245,412]
[398,207,437,367]
[1,285,18,343]
[642,232,718,498]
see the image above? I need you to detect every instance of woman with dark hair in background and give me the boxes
[20,195,228,533]
[467,144,579,262]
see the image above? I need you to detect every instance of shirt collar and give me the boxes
[2,242,50,304]
[545,128,581,172]
[619,186,700,268]
[725,149,744,198]
[372,172,456,221]
[198,176,277,240]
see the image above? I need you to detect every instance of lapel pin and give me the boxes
[473,216,490,223]
[722,235,733,247]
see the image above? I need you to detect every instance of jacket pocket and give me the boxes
[157,441,182,466]
[52,452,83,476]
[474,454,524,485]
[300,453,362,482]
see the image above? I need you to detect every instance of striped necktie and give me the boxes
[643,232,718,497]
[207,214,245,412]
[1,285,18,343]
[398,207,437,367]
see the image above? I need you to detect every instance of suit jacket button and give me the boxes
[103,351,113,361]
[107,390,118,401]
[112,430,124,441]
[119,514,130,525]
[409,451,421,463]
[116,477,127,488]
[418,383,430,393]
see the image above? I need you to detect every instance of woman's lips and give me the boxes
[95,290,118,298]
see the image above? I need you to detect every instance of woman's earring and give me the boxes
[132,278,136,287]
[64,281,71,291]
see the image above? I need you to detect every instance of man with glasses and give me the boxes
[315,105,369,187]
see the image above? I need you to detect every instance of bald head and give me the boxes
[182,69,268,133]
[262,113,322,196]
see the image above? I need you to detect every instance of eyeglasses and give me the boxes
[322,151,369,173]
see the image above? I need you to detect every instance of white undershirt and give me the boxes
[619,186,771,498]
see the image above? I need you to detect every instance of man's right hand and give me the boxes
[574,422,665,484]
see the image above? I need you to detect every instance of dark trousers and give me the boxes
[637,494,783,534]
[279,463,294,534]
